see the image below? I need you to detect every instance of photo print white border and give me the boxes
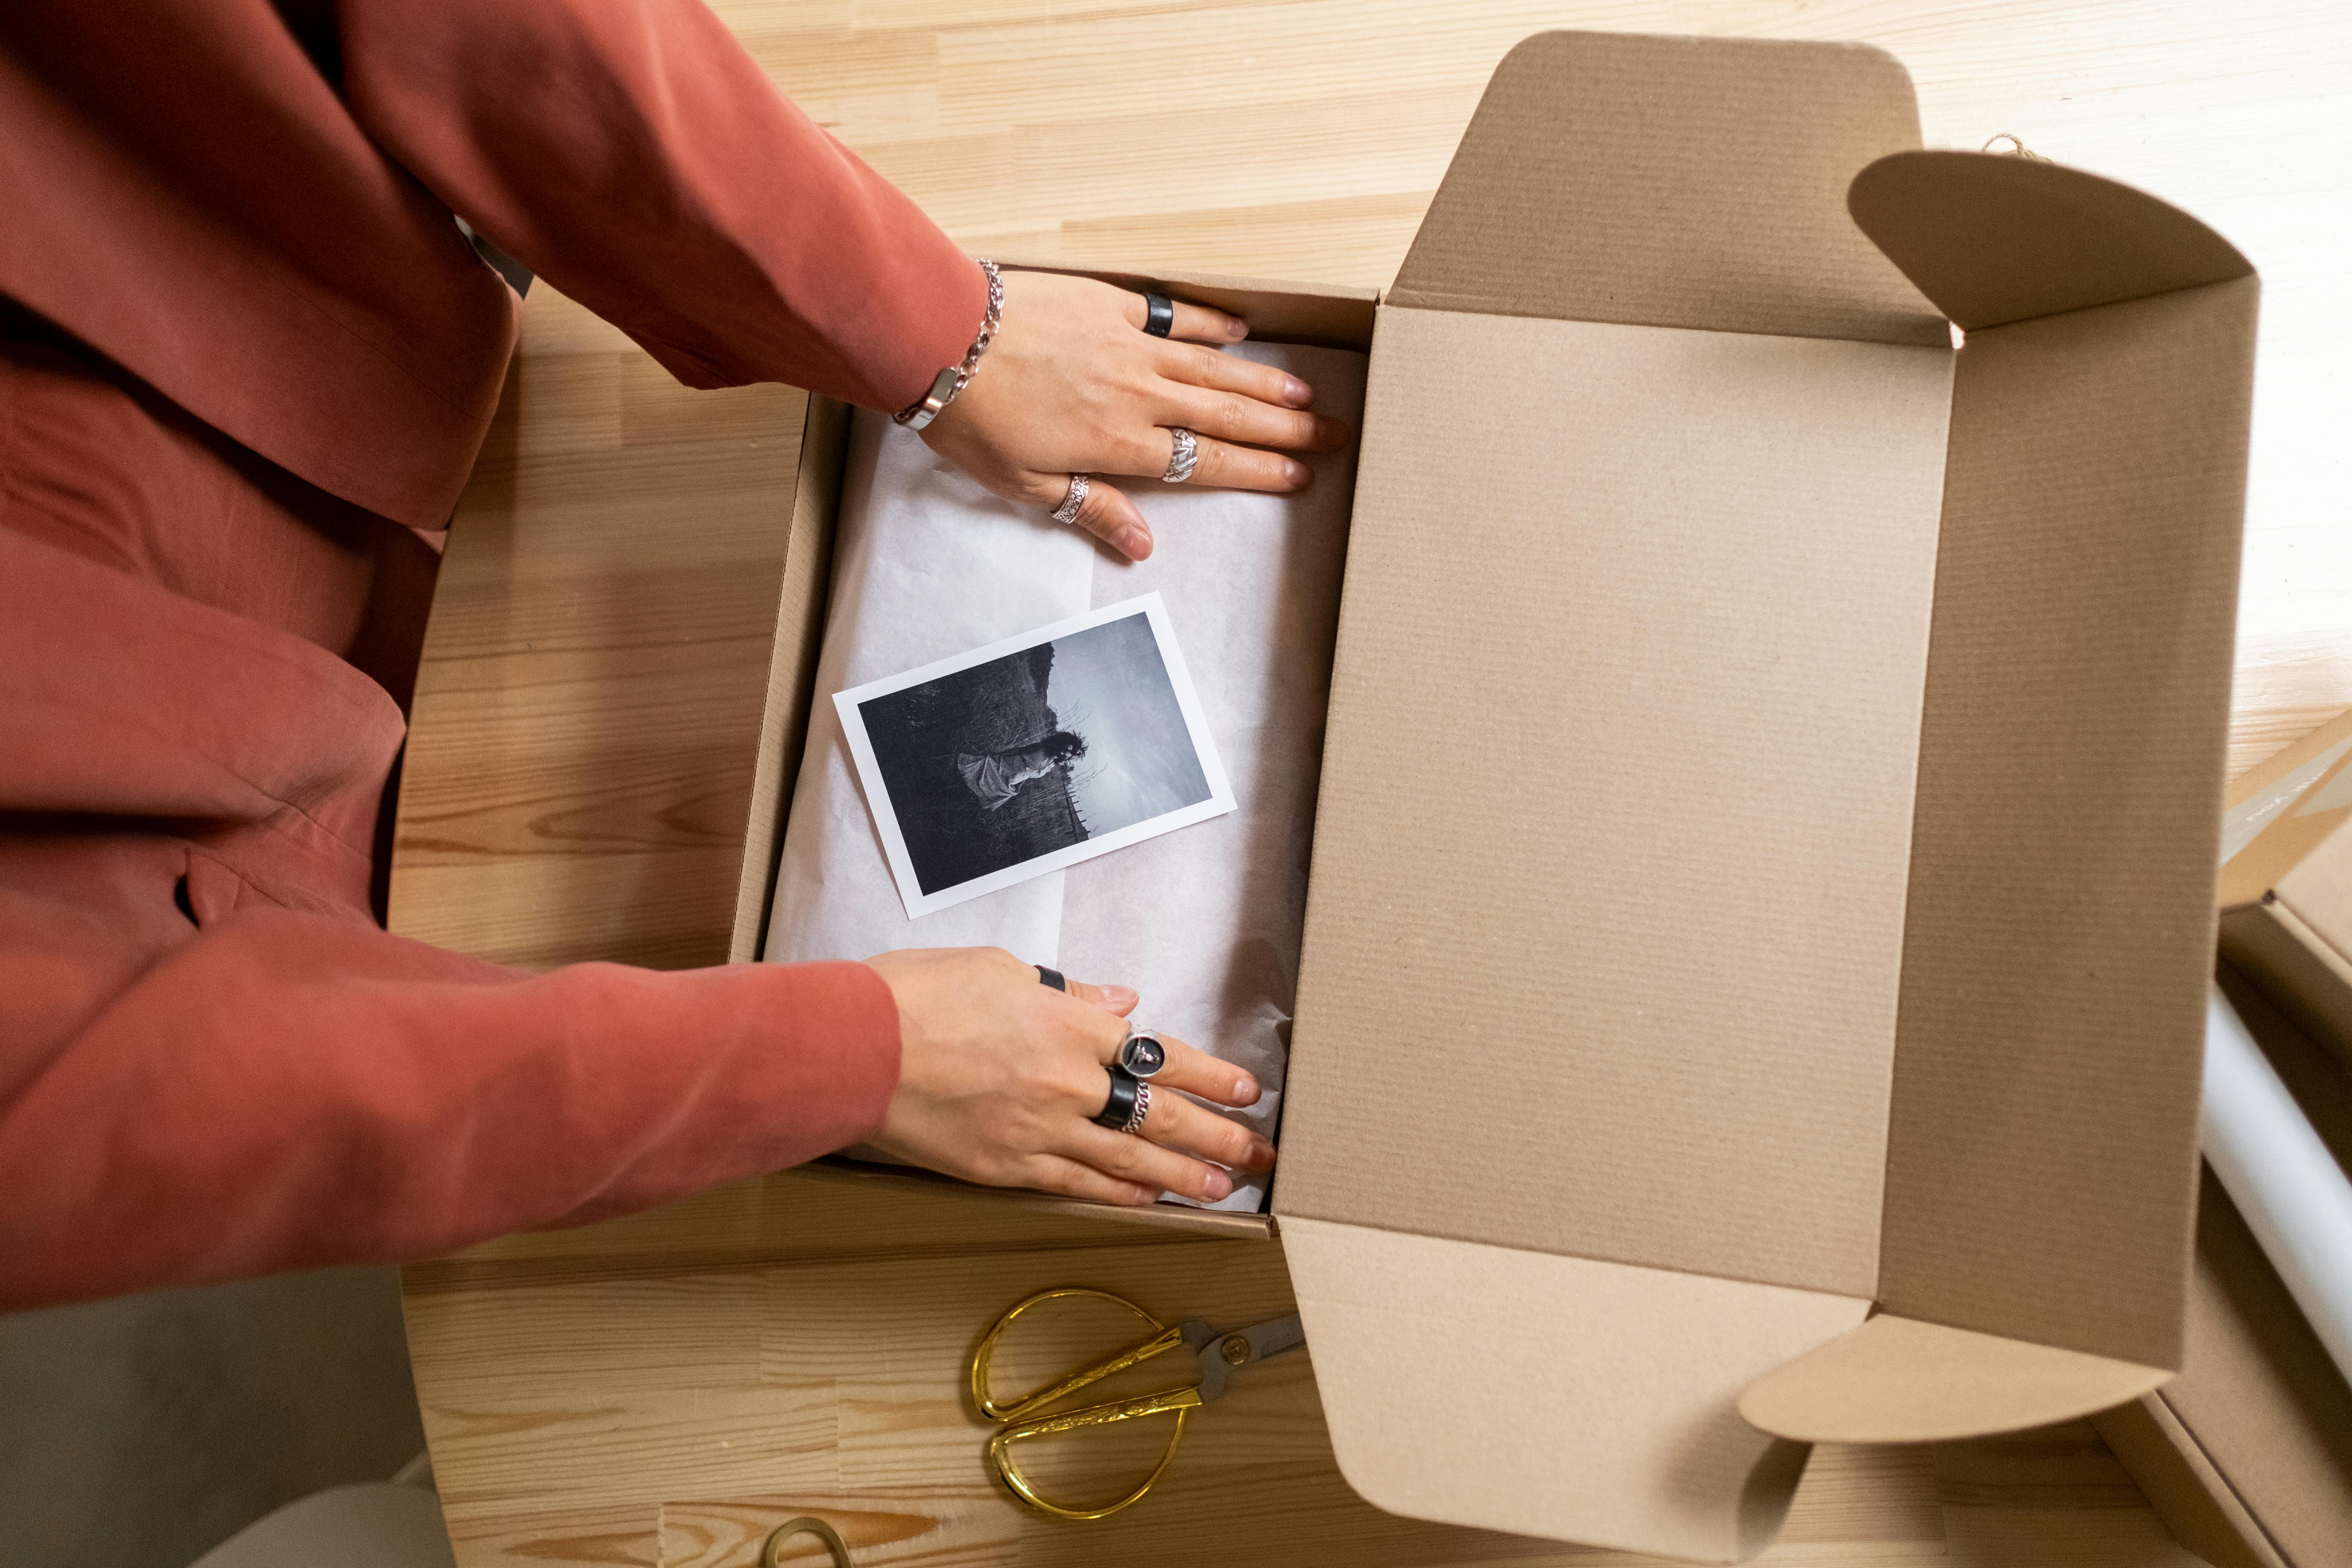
[833,591,1237,919]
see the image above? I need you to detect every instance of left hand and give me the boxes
[919,270,1352,561]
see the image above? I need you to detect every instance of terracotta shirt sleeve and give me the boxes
[323,0,986,413]
[0,906,900,1310]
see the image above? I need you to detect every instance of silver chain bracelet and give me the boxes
[895,258,1002,430]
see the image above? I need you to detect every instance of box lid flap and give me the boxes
[1388,31,1943,346]
[1870,224,2254,1374]
[1847,151,2253,332]
[1282,1215,1867,1563]
[1739,1313,2170,1443]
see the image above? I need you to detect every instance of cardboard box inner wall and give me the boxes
[720,31,2256,1566]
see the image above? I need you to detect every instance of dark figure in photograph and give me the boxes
[958,731,1087,812]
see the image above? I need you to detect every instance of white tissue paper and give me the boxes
[766,340,1367,1211]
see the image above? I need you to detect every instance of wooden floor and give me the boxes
[394,2,2352,1564]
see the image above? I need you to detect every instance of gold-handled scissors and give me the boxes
[968,1287,1307,1521]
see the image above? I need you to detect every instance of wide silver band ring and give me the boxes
[1157,425,1195,482]
[1050,473,1090,526]
[1162,428,1199,484]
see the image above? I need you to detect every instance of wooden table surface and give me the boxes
[393,3,2352,1564]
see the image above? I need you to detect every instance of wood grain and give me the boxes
[407,1169,2208,1567]
[394,3,2352,1563]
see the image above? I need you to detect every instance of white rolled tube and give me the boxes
[2200,984,2352,1385]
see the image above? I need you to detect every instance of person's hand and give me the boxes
[919,270,1352,562]
[862,946,1276,1206]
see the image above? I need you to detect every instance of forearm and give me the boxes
[0,906,898,1309]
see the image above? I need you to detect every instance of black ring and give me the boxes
[1036,965,1066,992]
[1142,293,1174,338]
[1092,1065,1141,1130]
[1117,1028,1167,1080]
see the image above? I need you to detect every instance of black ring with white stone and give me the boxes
[1092,1065,1149,1132]
[1142,292,1175,338]
[1117,1026,1168,1080]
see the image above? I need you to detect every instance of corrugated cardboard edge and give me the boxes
[2092,1396,2285,1568]
[730,391,849,965]
[2220,896,2352,1076]
[1737,1314,2168,1444]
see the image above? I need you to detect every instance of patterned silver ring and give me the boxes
[1050,473,1090,526]
[1162,428,1199,484]
[1120,1080,1151,1136]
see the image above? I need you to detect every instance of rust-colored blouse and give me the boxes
[0,0,986,1308]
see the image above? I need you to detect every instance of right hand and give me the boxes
[862,946,1276,1206]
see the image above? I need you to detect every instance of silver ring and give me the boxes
[1120,1080,1151,1136]
[1162,428,1198,484]
[1050,473,1089,525]
[1117,1025,1168,1080]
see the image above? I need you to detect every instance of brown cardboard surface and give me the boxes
[1848,151,2254,333]
[1280,304,1951,1297]
[733,393,848,963]
[1874,275,2254,1370]
[2091,1396,2282,1568]
[1390,32,1943,348]
[1280,1216,1867,1564]
[727,32,2254,1559]
[1737,1314,2168,1444]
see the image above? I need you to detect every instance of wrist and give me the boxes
[896,259,1003,431]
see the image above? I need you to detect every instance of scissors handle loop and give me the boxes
[988,1387,1204,1520]
[969,1287,1187,1422]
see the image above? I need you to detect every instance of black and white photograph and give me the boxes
[834,593,1235,918]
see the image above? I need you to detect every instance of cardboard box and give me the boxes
[2092,717,2352,1568]
[726,31,2257,1565]
[2218,707,2352,1068]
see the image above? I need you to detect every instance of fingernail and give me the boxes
[1283,460,1310,487]
[1282,376,1311,406]
[1102,984,1138,1010]
[1227,318,1249,341]
[1235,1074,1259,1104]
[1204,1169,1233,1200]
[1115,523,1151,558]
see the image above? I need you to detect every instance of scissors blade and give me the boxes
[1190,1313,1307,1403]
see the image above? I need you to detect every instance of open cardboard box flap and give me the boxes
[1273,31,2254,1563]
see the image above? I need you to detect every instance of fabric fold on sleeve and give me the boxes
[0,904,900,1310]
[331,0,987,413]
